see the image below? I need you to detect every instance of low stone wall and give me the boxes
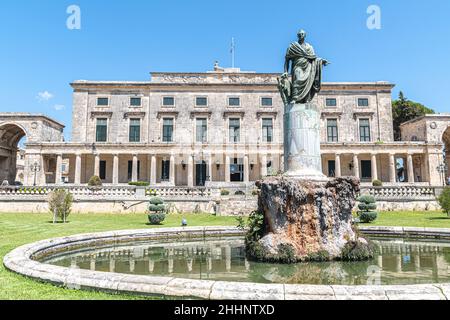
[4,226,450,300]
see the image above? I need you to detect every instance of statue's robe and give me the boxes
[286,41,323,104]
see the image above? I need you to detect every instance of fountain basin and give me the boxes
[4,226,450,300]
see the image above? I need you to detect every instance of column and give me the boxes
[407,153,415,183]
[169,155,176,185]
[112,154,119,185]
[389,153,396,183]
[150,155,157,185]
[225,156,231,183]
[55,154,63,185]
[244,155,249,183]
[40,154,46,185]
[208,153,213,182]
[187,155,194,188]
[260,154,268,178]
[74,154,82,185]
[94,154,100,177]
[353,154,360,179]
[335,153,342,177]
[132,154,138,182]
[371,153,378,181]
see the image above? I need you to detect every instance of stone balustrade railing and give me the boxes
[360,186,441,201]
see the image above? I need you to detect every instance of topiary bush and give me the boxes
[129,181,150,187]
[234,190,245,196]
[148,197,166,225]
[88,175,103,187]
[220,189,230,196]
[372,179,383,187]
[438,187,450,216]
[357,195,378,223]
[48,189,73,224]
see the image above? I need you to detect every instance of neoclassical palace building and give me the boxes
[1,65,449,187]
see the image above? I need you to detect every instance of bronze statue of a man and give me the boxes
[280,29,329,105]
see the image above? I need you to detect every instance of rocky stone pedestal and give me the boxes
[247,176,371,263]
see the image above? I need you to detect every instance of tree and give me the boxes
[392,92,435,141]
[48,189,73,223]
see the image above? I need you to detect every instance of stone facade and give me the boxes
[2,65,449,188]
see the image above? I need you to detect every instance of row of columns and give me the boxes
[333,152,416,183]
[67,153,266,186]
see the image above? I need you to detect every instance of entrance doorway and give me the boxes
[328,160,336,177]
[230,158,244,182]
[361,160,372,181]
[196,161,207,186]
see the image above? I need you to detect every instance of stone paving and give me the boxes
[3,226,450,300]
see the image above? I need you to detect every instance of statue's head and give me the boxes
[297,29,307,42]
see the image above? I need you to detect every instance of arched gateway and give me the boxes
[0,113,64,185]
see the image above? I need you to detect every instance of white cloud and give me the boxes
[37,91,54,101]
[54,104,65,111]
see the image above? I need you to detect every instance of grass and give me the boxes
[0,213,236,300]
[361,211,450,228]
[1,210,449,300]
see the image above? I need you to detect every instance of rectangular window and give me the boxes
[129,118,141,142]
[97,98,109,106]
[96,118,108,142]
[130,97,141,107]
[359,118,371,142]
[163,97,175,106]
[327,119,339,142]
[99,161,107,180]
[229,118,240,143]
[196,97,208,107]
[161,160,170,181]
[162,118,174,142]
[196,118,208,143]
[127,161,141,181]
[358,98,369,107]
[228,97,240,107]
[326,98,337,107]
[261,98,273,107]
[262,118,273,142]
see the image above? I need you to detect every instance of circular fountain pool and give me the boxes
[4,227,450,300]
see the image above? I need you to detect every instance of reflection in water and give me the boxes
[42,237,450,286]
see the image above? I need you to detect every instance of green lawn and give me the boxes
[1,211,450,300]
[0,213,236,300]
[362,211,450,228]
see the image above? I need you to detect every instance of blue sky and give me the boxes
[0,0,449,140]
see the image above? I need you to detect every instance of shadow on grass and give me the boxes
[47,221,71,224]
[427,217,450,221]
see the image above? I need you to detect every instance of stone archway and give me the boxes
[0,123,27,185]
[443,126,450,181]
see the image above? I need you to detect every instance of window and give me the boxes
[99,161,107,180]
[61,164,67,172]
[196,97,208,107]
[229,118,240,143]
[196,118,208,143]
[327,119,339,142]
[130,97,141,107]
[262,118,273,142]
[97,98,109,106]
[359,118,371,142]
[358,98,369,107]
[127,161,141,181]
[326,98,337,107]
[162,118,174,142]
[228,97,240,107]
[163,97,175,106]
[96,118,108,142]
[129,118,141,142]
[328,161,336,178]
[261,98,273,107]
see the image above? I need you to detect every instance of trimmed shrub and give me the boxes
[88,176,102,187]
[438,187,450,216]
[148,197,166,225]
[251,189,259,196]
[372,179,383,187]
[220,189,230,196]
[148,213,166,225]
[48,189,73,223]
[234,190,245,196]
[129,181,150,187]
[357,194,378,223]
